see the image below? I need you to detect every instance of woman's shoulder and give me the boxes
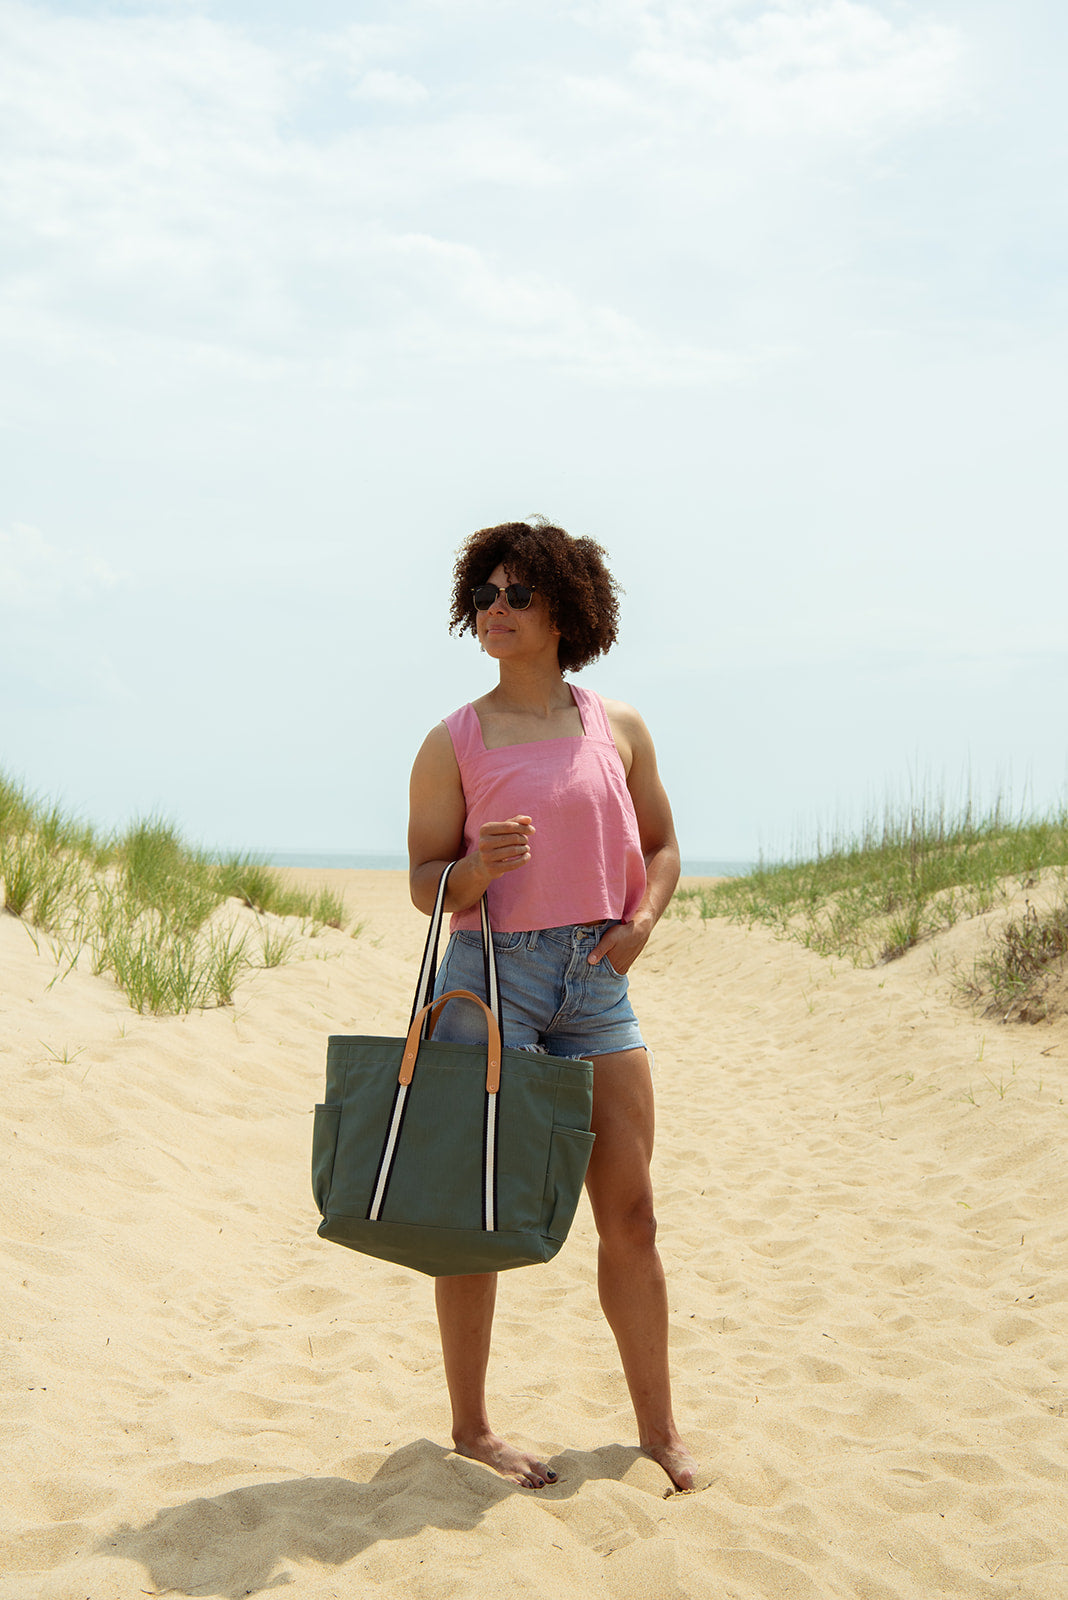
[442,700,479,730]
[579,690,655,775]
[435,702,484,761]
[589,691,637,717]
[578,688,647,737]
[413,718,457,764]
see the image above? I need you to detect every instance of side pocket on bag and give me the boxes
[312,1103,342,1216]
[543,1127,596,1242]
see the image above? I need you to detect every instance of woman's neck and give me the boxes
[488,661,572,719]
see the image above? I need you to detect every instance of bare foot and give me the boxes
[643,1438,699,1493]
[452,1429,558,1489]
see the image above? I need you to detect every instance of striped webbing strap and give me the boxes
[368,863,503,1230]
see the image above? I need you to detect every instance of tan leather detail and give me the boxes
[400,989,502,1094]
[425,996,450,1038]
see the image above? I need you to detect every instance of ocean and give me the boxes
[266,851,753,876]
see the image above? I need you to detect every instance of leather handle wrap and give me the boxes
[400,988,502,1094]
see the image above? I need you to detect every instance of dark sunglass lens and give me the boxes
[472,582,533,610]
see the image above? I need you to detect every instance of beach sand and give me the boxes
[3,870,1067,1599]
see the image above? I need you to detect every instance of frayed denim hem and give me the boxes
[515,1041,656,1073]
[515,1042,591,1063]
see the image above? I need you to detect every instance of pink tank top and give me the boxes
[445,686,647,934]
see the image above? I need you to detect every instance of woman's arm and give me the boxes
[407,722,536,916]
[590,701,680,973]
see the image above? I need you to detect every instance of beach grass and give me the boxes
[672,796,1068,1018]
[0,772,351,1014]
[957,897,1068,1023]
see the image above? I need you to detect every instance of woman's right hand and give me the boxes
[475,815,535,880]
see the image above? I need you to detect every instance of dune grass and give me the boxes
[672,797,1068,1019]
[958,898,1068,1023]
[0,772,351,1014]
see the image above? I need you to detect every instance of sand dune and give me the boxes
[3,871,1067,1599]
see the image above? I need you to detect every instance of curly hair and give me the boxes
[448,519,622,673]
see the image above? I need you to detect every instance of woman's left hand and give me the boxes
[587,918,650,976]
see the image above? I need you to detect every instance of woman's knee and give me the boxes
[596,1200,658,1254]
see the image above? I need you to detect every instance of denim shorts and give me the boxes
[431,922,645,1058]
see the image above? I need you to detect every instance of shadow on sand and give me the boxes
[98,1440,656,1598]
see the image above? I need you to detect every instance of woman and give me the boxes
[408,519,696,1493]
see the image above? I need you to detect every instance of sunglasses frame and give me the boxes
[471,582,536,612]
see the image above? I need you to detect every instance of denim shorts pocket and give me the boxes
[601,955,628,980]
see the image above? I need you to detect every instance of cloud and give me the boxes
[565,0,966,144]
[645,5,964,136]
[351,229,749,382]
[0,5,568,359]
[0,2,738,389]
[0,523,124,609]
[350,69,430,107]
[0,0,1005,413]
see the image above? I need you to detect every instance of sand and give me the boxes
[3,869,1067,1600]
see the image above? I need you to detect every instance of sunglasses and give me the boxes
[472,582,535,611]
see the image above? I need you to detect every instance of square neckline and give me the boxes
[471,685,590,753]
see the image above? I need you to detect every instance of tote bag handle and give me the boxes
[401,990,502,1093]
[370,868,506,1232]
[408,862,504,1044]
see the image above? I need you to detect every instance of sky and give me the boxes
[1,0,1066,865]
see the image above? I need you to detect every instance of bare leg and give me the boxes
[585,1048,698,1492]
[434,1272,557,1488]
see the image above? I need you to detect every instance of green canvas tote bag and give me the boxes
[312,864,595,1276]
